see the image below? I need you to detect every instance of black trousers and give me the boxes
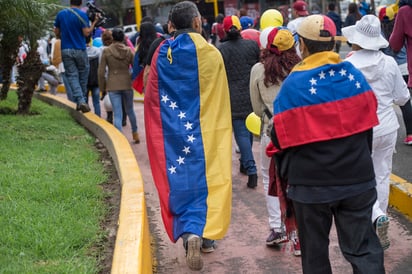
[293,188,385,274]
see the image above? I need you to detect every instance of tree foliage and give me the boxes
[0,0,60,114]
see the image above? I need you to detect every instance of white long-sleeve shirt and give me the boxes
[346,49,410,137]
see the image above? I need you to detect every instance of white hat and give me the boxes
[342,15,388,51]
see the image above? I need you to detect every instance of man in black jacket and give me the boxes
[269,15,385,274]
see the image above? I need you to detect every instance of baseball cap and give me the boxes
[223,15,242,32]
[378,4,396,21]
[240,16,254,30]
[267,27,295,54]
[297,14,337,41]
[293,1,309,16]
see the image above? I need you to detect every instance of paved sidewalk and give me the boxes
[125,100,412,274]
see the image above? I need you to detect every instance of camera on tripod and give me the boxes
[86,1,109,28]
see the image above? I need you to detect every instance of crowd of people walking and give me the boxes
[16,0,411,272]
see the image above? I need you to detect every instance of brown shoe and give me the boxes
[76,103,90,113]
[132,132,140,144]
[185,235,203,271]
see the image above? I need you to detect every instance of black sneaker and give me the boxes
[201,239,217,253]
[247,174,258,188]
[266,229,288,246]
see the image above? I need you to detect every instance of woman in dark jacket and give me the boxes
[218,15,260,188]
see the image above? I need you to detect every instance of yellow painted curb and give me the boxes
[33,93,153,274]
[390,174,412,221]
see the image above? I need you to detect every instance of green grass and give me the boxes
[0,92,108,273]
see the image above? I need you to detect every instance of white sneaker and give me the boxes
[376,215,390,250]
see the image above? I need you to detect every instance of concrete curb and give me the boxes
[390,174,412,221]
[34,93,153,274]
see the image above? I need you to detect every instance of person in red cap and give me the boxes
[287,0,309,34]
[218,15,260,189]
[250,26,301,255]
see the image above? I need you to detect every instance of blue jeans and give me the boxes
[61,49,89,105]
[108,90,137,133]
[61,72,74,102]
[232,119,257,175]
[87,85,101,117]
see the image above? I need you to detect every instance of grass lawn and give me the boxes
[0,91,112,273]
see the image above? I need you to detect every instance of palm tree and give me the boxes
[0,0,59,114]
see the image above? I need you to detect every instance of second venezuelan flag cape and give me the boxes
[144,32,232,243]
[273,52,379,149]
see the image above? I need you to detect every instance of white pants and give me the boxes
[371,131,397,222]
[260,134,282,231]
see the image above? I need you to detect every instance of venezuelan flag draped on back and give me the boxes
[144,32,232,243]
[273,52,379,149]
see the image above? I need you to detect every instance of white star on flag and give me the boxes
[178,111,186,119]
[184,121,193,130]
[168,165,176,174]
[348,74,355,81]
[339,69,347,76]
[319,71,326,79]
[161,94,170,103]
[356,81,361,88]
[182,146,191,154]
[169,101,178,110]
[176,156,185,165]
[187,134,196,143]
[310,78,317,85]
[310,87,317,95]
[329,69,335,77]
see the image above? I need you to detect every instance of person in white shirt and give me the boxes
[343,14,410,251]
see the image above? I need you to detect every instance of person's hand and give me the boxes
[94,13,102,24]
[100,91,107,100]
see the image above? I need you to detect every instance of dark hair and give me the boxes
[328,3,336,11]
[141,16,154,24]
[348,3,362,20]
[381,19,395,40]
[112,28,125,42]
[261,48,301,86]
[300,35,335,54]
[216,13,224,24]
[137,22,158,66]
[70,0,82,6]
[226,28,241,40]
[170,1,199,30]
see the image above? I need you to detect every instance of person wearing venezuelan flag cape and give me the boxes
[144,1,232,271]
[268,15,385,273]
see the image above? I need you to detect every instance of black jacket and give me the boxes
[218,34,260,119]
[272,128,375,187]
